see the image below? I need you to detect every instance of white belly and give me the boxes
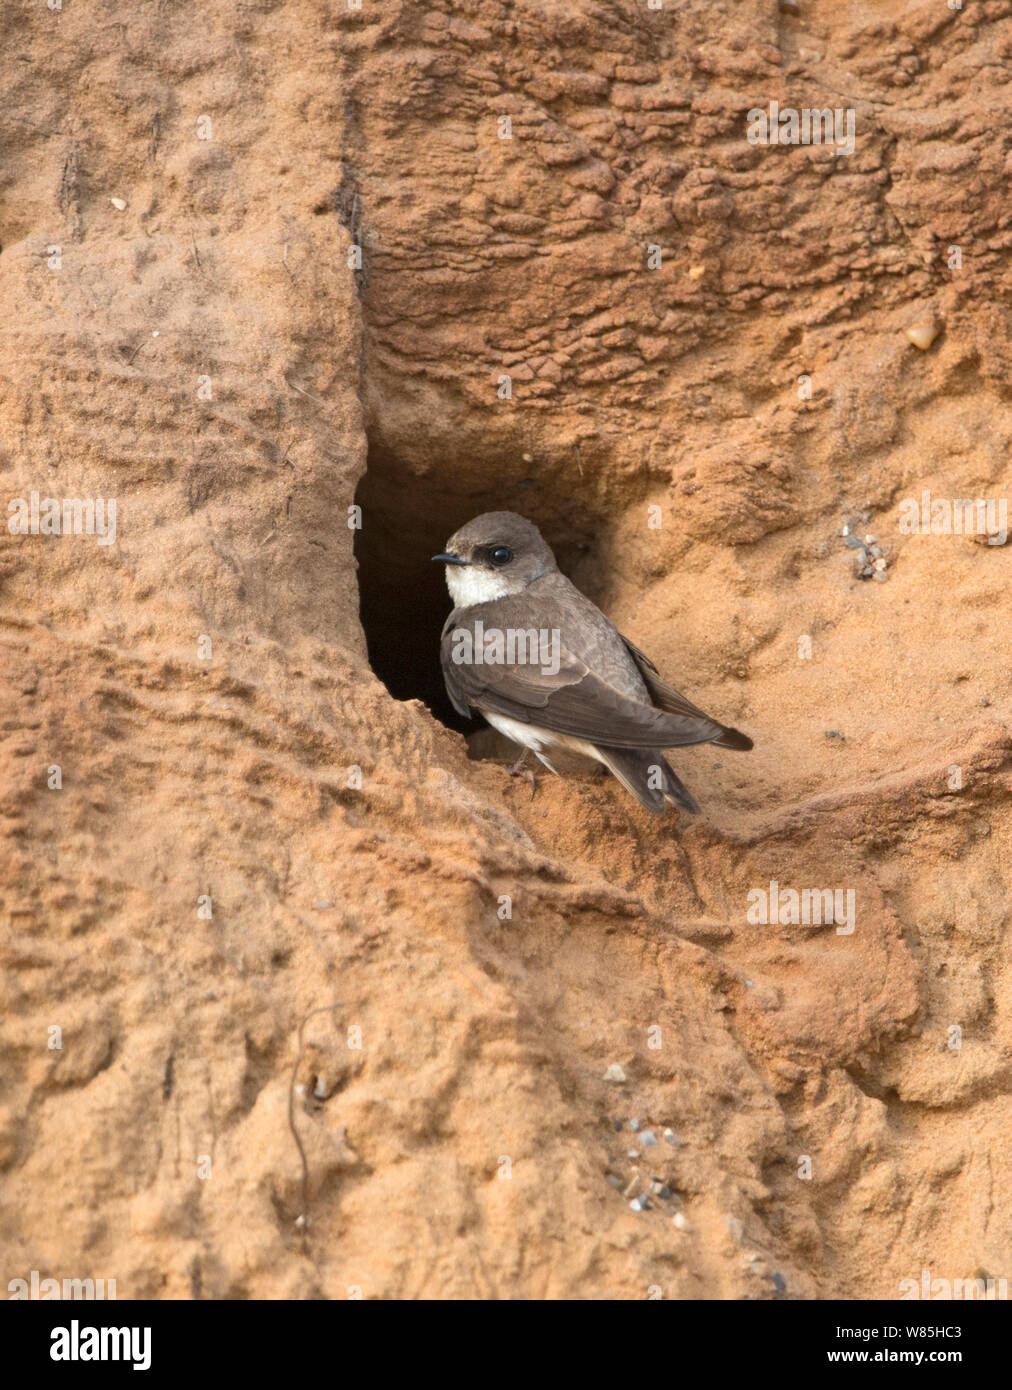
[482,711,606,773]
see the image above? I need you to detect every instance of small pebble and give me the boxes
[906,318,940,350]
[629,1197,651,1212]
[628,1117,641,1132]
[627,1149,640,1159]
[110,197,127,211]
[687,264,705,279]
[873,557,887,572]
[663,1129,681,1147]
[606,1174,622,1189]
[673,1212,690,1230]
[314,900,332,910]
[313,1077,329,1100]
[603,1064,626,1083]
[640,1130,658,1148]
[981,698,991,707]
[779,0,800,13]
[772,1272,787,1294]
[864,534,876,544]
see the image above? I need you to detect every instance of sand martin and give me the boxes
[433,511,752,815]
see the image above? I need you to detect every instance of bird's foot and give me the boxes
[507,750,537,799]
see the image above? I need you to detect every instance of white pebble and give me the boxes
[906,318,939,350]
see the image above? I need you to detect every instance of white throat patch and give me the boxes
[445,564,512,607]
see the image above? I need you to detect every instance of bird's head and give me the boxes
[432,511,558,606]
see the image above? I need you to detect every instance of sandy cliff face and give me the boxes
[1,0,1009,1299]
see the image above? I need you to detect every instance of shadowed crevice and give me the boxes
[353,435,599,735]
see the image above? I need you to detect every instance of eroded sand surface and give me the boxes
[1,0,1009,1298]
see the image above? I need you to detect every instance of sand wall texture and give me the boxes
[1,0,1010,1299]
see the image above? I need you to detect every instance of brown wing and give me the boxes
[621,636,753,751]
[441,609,731,749]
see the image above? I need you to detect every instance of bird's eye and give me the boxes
[490,546,513,566]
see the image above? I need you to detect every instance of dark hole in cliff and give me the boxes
[354,437,598,737]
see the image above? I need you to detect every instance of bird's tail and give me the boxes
[713,725,753,751]
[595,748,701,816]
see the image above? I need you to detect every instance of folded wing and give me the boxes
[441,606,749,751]
[620,637,753,751]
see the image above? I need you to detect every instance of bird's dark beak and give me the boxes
[431,552,468,566]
